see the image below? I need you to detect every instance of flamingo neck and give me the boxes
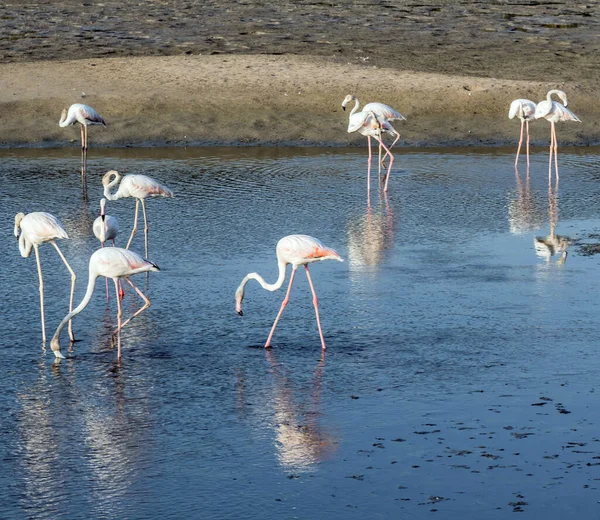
[546,90,564,103]
[349,97,361,117]
[18,234,33,258]
[59,108,75,127]
[103,174,122,200]
[51,268,99,344]
[235,258,288,308]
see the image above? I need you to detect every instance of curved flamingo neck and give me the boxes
[103,173,122,200]
[546,90,565,103]
[236,258,288,311]
[59,108,75,127]
[349,97,361,117]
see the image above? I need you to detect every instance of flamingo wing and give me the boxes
[534,100,553,119]
[24,212,68,242]
[363,102,406,121]
[94,247,159,278]
[123,174,174,198]
[79,104,106,125]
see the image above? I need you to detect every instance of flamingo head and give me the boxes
[14,212,24,238]
[235,289,244,316]
[102,170,121,187]
[341,94,355,111]
[558,91,568,106]
[100,197,107,218]
[59,108,68,125]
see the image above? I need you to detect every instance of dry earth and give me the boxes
[0,1,598,147]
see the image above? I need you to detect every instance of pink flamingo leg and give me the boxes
[525,120,530,168]
[304,265,327,350]
[515,119,524,168]
[381,133,400,168]
[141,198,149,258]
[366,136,372,201]
[113,277,152,333]
[548,122,554,181]
[379,139,395,192]
[126,199,140,250]
[552,122,559,181]
[113,279,122,359]
[51,241,76,342]
[265,267,297,348]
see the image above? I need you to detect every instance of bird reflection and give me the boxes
[263,350,337,472]
[534,180,571,265]
[508,167,544,235]
[347,193,394,275]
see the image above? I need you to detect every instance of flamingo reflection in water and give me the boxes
[534,181,570,265]
[507,167,545,236]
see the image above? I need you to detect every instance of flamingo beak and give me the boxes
[342,106,346,111]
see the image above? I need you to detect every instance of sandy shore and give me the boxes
[0,0,598,148]
[0,54,597,148]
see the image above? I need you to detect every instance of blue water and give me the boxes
[1,146,600,519]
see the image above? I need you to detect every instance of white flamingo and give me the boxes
[93,198,121,300]
[50,247,159,360]
[342,94,405,193]
[59,103,106,185]
[534,90,581,179]
[235,235,343,350]
[102,170,174,258]
[508,98,537,168]
[14,212,76,343]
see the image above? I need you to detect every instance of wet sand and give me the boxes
[0,1,598,147]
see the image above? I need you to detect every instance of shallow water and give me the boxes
[1,146,600,519]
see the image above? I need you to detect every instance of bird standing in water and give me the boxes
[93,198,121,300]
[509,98,537,168]
[235,235,343,350]
[59,103,106,194]
[102,170,174,258]
[535,90,581,179]
[50,247,159,360]
[14,211,76,343]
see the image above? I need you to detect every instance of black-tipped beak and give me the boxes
[101,215,105,222]
[342,106,346,111]
[237,310,243,316]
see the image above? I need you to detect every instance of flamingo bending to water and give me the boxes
[93,198,121,300]
[534,90,581,179]
[102,170,173,258]
[235,235,343,350]
[342,94,405,192]
[50,247,159,360]
[509,99,537,168]
[14,212,76,343]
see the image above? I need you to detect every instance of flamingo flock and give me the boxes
[14,88,582,361]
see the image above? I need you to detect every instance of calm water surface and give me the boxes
[1,146,600,519]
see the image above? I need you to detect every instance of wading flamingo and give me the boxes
[342,94,405,191]
[14,212,76,343]
[235,235,343,350]
[59,103,106,190]
[534,90,581,179]
[509,99,537,168]
[93,198,121,300]
[102,170,174,258]
[50,247,159,360]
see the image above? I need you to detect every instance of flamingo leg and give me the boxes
[33,245,46,343]
[113,279,122,360]
[51,241,76,342]
[377,128,383,183]
[381,133,400,169]
[515,119,524,168]
[126,199,140,250]
[525,120,530,169]
[548,122,554,181]
[141,198,149,258]
[552,122,559,180]
[304,265,326,350]
[265,267,296,348]
[366,136,372,202]
[113,277,151,333]
[377,138,395,192]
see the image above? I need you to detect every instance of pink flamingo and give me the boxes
[14,212,76,343]
[534,90,581,179]
[508,98,537,168]
[93,198,121,300]
[59,103,106,185]
[102,170,174,258]
[50,247,159,360]
[235,235,343,350]
[342,94,405,193]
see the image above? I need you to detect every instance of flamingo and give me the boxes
[235,235,343,350]
[508,98,537,168]
[14,212,76,343]
[93,198,121,300]
[49,247,159,360]
[102,170,174,258]
[534,90,581,179]
[342,94,405,192]
[59,103,106,189]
